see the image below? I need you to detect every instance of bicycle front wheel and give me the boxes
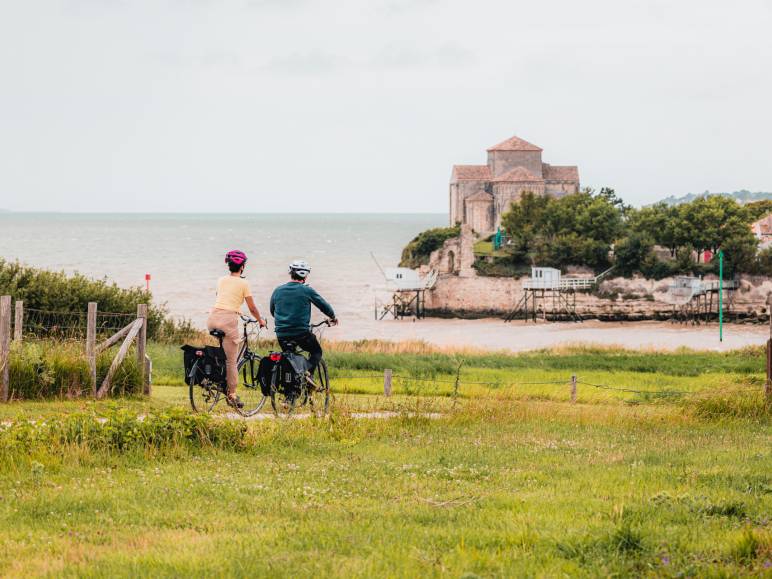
[235,356,268,417]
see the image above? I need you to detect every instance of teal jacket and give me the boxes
[270,281,336,338]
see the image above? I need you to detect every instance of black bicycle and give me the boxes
[184,316,268,417]
[265,320,332,418]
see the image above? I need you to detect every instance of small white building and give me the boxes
[383,268,424,291]
[523,267,562,289]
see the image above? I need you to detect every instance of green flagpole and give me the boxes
[719,250,724,342]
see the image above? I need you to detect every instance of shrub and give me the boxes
[8,341,141,400]
[0,408,248,461]
[0,260,192,341]
[399,225,460,268]
[472,258,530,278]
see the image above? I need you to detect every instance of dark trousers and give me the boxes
[278,332,323,374]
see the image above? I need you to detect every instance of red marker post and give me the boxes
[145,274,151,292]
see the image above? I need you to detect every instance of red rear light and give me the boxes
[269,353,282,362]
[195,350,204,357]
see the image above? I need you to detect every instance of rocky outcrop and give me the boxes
[425,273,771,321]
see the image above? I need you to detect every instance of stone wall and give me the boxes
[423,272,772,321]
[450,180,487,225]
[420,231,772,321]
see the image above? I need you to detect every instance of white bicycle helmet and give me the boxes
[288,259,311,279]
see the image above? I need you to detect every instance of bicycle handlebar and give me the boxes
[311,319,334,328]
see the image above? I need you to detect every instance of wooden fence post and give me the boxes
[97,319,143,399]
[0,296,11,402]
[13,300,23,343]
[570,374,577,404]
[86,302,97,398]
[136,304,148,395]
[384,368,392,397]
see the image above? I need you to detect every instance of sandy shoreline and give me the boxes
[314,318,770,352]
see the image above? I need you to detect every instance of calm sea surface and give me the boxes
[0,213,445,327]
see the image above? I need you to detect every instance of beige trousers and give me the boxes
[206,308,240,395]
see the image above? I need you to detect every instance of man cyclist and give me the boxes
[270,260,337,380]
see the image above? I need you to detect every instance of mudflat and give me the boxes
[325,318,770,352]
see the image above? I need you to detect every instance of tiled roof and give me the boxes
[491,166,543,183]
[451,165,491,181]
[543,163,579,181]
[751,214,772,236]
[487,135,542,152]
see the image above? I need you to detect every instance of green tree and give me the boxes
[614,233,655,277]
[744,199,772,222]
[500,191,552,253]
[629,203,681,257]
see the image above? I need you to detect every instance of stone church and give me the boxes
[449,135,580,234]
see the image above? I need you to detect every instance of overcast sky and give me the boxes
[1,0,770,212]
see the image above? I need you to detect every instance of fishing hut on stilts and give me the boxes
[371,254,439,320]
[666,276,738,325]
[377,269,438,319]
[505,266,614,323]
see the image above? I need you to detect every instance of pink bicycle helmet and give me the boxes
[225,250,247,266]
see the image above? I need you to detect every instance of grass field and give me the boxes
[0,345,770,577]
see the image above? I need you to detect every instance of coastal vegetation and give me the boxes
[8,341,141,400]
[400,224,460,268]
[0,259,195,341]
[443,189,772,279]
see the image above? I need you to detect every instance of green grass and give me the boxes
[0,396,769,577]
[0,344,770,576]
[9,340,141,400]
[148,341,767,405]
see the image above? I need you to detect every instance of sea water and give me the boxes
[0,213,445,327]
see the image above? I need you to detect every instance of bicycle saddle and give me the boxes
[209,329,225,339]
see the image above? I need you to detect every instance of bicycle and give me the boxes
[186,315,268,417]
[267,320,332,418]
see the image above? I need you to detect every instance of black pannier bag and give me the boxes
[257,352,309,396]
[181,345,226,385]
[257,355,278,396]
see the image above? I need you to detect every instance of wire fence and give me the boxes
[326,372,759,399]
[1,300,149,402]
[21,308,137,341]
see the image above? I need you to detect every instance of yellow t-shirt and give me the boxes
[213,276,252,313]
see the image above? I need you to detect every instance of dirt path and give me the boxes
[224,411,443,420]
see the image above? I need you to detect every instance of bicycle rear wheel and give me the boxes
[189,368,226,414]
[308,359,330,417]
[269,367,300,418]
[234,357,268,417]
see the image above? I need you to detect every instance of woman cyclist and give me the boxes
[207,250,267,408]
